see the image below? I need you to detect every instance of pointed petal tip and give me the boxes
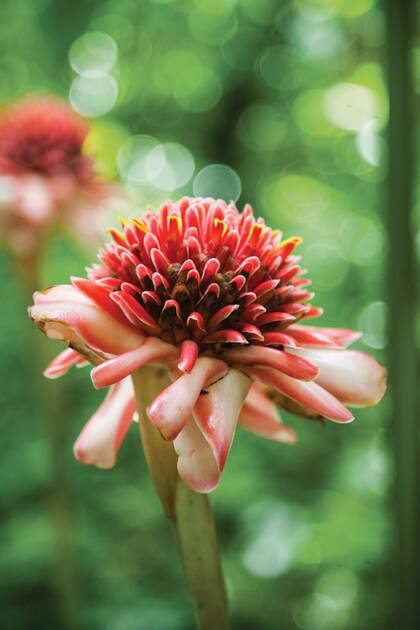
[90,366,103,390]
[43,368,62,380]
[178,340,199,373]
[177,463,221,494]
[73,443,116,469]
[325,410,355,424]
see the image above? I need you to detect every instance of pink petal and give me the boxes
[245,367,354,423]
[173,418,220,494]
[239,387,297,445]
[289,347,387,407]
[110,291,160,334]
[73,378,136,469]
[193,368,251,470]
[71,276,135,328]
[33,284,91,306]
[178,340,199,373]
[147,358,228,440]
[287,325,360,348]
[255,311,296,327]
[263,332,298,347]
[222,346,319,381]
[207,304,239,329]
[29,284,145,356]
[91,338,178,389]
[44,348,83,379]
[202,330,248,344]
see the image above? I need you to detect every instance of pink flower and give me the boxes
[29,197,387,493]
[0,96,122,255]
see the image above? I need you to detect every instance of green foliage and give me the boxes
[0,1,393,628]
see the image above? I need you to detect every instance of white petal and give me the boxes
[193,368,251,470]
[289,347,387,407]
[173,418,220,494]
[73,378,136,468]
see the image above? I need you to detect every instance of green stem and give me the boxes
[131,366,230,630]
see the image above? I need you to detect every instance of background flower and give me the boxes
[0,96,125,258]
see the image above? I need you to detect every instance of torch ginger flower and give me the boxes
[29,197,386,493]
[0,96,121,256]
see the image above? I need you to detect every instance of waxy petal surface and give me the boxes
[29,284,145,356]
[147,357,228,440]
[239,384,297,444]
[193,368,251,470]
[246,367,354,423]
[289,347,387,407]
[173,418,220,493]
[73,378,136,469]
[91,338,177,389]
[222,346,319,381]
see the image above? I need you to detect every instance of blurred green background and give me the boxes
[0,1,418,629]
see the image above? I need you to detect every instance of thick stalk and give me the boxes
[131,366,230,630]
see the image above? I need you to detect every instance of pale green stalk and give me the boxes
[131,365,230,630]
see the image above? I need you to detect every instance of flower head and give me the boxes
[29,197,386,492]
[0,96,123,255]
[0,96,92,180]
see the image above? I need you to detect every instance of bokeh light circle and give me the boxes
[193,164,241,201]
[324,83,378,131]
[117,135,159,184]
[69,32,117,78]
[145,143,195,191]
[174,67,222,113]
[69,75,118,117]
[188,9,238,45]
[259,46,289,91]
[238,105,287,152]
[358,301,387,349]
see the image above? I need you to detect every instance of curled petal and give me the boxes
[287,325,361,348]
[147,357,228,440]
[208,304,239,329]
[173,418,220,494]
[178,340,199,373]
[29,284,145,357]
[73,378,136,469]
[44,348,85,379]
[246,366,354,424]
[222,346,318,381]
[193,368,251,470]
[239,384,297,444]
[255,311,296,327]
[71,276,135,328]
[202,330,248,344]
[289,347,387,407]
[110,291,160,334]
[91,338,178,389]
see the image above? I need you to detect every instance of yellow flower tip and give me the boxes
[168,214,183,233]
[107,227,126,245]
[131,218,149,233]
[118,215,128,228]
[274,235,303,253]
[214,218,228,237]
[248,222,264,240]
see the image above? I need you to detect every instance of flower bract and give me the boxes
[29,197,387,492]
